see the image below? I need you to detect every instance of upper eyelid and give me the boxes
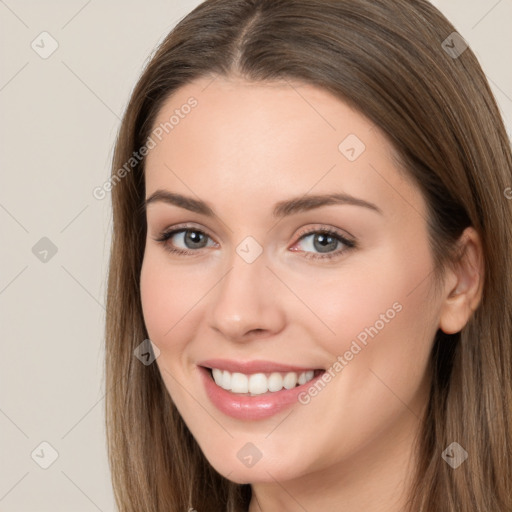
[158,223,217,241]
[157,223,354,245]
[295,224,354,241]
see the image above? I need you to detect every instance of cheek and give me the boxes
[139,251,200,344]
[321,244,438,416]
[293,253,432,347]
[139,251,201,406]
[297,240,438,386]
[140,256,171,339]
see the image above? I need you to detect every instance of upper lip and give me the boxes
[198,358,322,374]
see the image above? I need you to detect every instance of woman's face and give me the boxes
[140,75,444,486]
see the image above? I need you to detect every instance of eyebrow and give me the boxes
[144,189,383,217]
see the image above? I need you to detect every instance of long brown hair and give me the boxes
[104,1,512,510]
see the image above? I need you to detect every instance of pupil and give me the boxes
[314,234,336,253]
[186,230,205,248]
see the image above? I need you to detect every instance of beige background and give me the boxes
[0,1,511,510]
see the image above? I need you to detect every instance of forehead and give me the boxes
[144,75,425,221]
[148,75,377,164]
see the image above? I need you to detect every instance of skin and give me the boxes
[139,75,483,511]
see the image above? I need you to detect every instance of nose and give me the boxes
[208,251,286,343]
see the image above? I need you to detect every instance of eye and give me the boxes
[153,225,216,256]
[153,223,356,261]
[291,226,356,261]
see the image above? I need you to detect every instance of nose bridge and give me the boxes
[209,243,285,341]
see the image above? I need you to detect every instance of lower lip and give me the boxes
[198,366,324,420]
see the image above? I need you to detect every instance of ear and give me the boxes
[438,227,484,334]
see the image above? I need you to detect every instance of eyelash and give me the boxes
[153,224,356,261]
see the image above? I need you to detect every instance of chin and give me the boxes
[198,442,309,485]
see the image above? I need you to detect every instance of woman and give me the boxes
[104,0,512,510]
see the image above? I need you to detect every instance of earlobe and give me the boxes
[438,227,484,335]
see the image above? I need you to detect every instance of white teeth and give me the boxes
[268,372,284,392]
[231,372,248,393]
[210,368,316,395]
[248,373,267,395]
[283,372,297,389]
[212,368,222,384]
[221,370,231,390]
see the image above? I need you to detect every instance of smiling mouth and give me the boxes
[204,367,324,396]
